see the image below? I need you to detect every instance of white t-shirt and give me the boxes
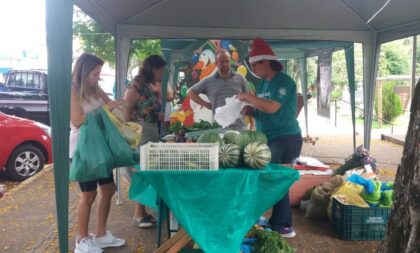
[69,97,105,158]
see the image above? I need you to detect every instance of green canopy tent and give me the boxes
[159,39,356,148]
[46,0,420,251]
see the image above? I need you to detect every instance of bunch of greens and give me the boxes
[246,226,294,253]
[169,120,220,134]
[252,230,295,253]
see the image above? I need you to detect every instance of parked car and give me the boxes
[0,112,53,181]
[0,69,50,125]
[0,82,7,92]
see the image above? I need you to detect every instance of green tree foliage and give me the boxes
[73,8,115,66]
[285,58,317,94]
[416,38,420,76]
[73,8,161,69]
[331,50,347,99]
[374,82,403,122]
[379,39,411,76]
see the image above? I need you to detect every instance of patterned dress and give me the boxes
[129,79,161,123]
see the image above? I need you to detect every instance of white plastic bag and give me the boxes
[214,95,249,128]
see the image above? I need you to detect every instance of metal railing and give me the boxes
[334,97,394,134]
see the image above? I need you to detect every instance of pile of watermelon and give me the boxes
[197,130,271,169]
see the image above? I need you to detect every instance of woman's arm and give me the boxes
[237,92,281,114]
[166,82,174,102]
[123,84,139,122]
[70,86,85,128]
[97,84,123,110]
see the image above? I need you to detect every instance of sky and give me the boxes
[0,0,115,87]
[0,0,47,68]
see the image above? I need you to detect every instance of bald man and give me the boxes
[188,49,249,130]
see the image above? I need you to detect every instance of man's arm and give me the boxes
[237,92,281,114]
[187,82,212,110]
[188,89,212,110]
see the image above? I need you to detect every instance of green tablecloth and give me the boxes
[129,164,299,253]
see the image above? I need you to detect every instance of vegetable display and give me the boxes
[218,130,271,169]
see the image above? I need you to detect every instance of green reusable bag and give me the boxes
[99,108,137,167]
[70,111,114,182]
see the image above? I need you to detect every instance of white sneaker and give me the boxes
[75,237,103,253]
[91,231,125,248]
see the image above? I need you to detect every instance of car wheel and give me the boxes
[6,144,45,181]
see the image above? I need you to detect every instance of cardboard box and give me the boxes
[289,170,332,207]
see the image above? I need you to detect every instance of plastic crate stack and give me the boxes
[140,143,219,171]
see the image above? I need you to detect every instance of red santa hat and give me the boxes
[248,38,278,63]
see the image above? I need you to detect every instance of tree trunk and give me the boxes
[377,78,420,253]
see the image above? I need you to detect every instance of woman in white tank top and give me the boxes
[70,53,125,253]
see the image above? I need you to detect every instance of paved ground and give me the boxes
[0,104,407,252]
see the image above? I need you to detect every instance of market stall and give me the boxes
[45,1,420,251]
[130,164,298,253]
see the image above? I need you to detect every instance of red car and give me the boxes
[0,111,52,181]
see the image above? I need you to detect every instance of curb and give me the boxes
[4,163,54,196]
[381,134,404,146]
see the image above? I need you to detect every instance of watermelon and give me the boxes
[237,130,268,149]
[197,132,223,146]
[237,130,255,149]
[222,131,240,144]
[253,131,268,144]
[219,144,241,168]
[243,142,271,169]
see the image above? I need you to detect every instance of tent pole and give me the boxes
[362,35,380,150]
[412,35,417,98]
[345,44,356,151]
[298,57,309,136]
[115,30,131,204]
[45,0,73,251]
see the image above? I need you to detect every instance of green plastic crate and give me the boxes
[178,249,204,253]
[332,197,390,240]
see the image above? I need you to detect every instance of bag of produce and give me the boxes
[104,105,142,149]
[100,108,138,166]
[70,111,114,182]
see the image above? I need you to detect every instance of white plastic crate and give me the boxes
[140,143,219,171]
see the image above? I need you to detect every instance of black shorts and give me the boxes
[78,173,115,192]
[70,158,115,192]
